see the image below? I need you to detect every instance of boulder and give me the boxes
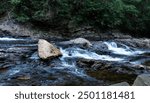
[38,39,62,60]
[60,38,92,47]
[133,74,150,86]
[70,38,92,47]
[110,82,130,86]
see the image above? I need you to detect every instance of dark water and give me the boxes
[0,37,150,86]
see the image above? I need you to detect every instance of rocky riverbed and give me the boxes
[0,35,150,86]
[0,12,150,86]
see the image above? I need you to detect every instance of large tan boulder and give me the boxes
[38,39,62,60]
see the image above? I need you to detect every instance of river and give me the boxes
[0,36,150,86]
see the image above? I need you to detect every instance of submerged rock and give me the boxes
[38,39,62,60]
[133,74,150,86]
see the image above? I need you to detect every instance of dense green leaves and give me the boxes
[0,0,150,34]
[0,0,11,15]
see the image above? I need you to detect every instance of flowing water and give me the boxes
[104,42,145,56]
[0,37,150,85]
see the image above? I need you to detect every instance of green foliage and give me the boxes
[0,0,11,16]
[76,0,126,28]
[0,0,150,35]
[11,0,21,5]
[122,0,150,33]
[10,0,73,27]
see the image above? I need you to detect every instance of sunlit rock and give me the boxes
[38,39,62,60]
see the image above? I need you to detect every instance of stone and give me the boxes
[60,38,92,47]
[38,39,62,60]
[76,58,95,68]
[133,74,150,86]
[90,41,113,55]
[17,75,31,80]
[69,38,92,47]
[0,68,8,73]
[111,82,130,86]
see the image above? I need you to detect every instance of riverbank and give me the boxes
[1,17,150,49]
[0,16,133,39]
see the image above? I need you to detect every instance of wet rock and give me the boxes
[2,65,104,86]
[91,41,110,54]
[0,52,8,60]
[60,38,92,48]
[38,39,62,60]
[96,32,132,40]
[0,67,8,73]
[76,58,95,68]
[110,82,130,86]
[133,74,150,86]
[141,52,150,57]
[111,32,132,39]
[143,60,150,67]
[86,68,136,85]
[0,63,12,68]
[17,74,31,80]
[70,38,92,47]
[70,27,131,40]
[116,38,150,49]
[76,58,146,84]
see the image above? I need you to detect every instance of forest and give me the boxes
[0,0,150,36]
